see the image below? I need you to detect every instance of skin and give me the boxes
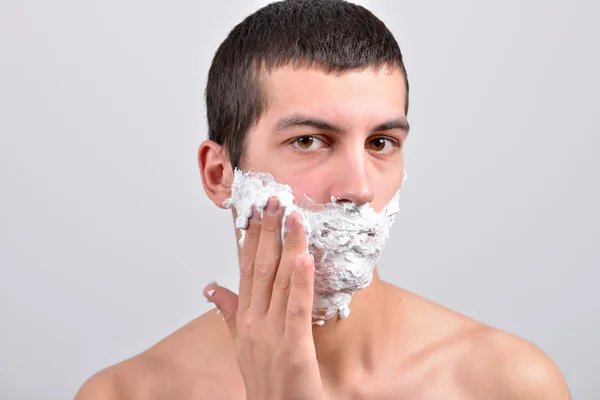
[75,65,571,399]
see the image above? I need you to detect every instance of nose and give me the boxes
[329,149,374,207]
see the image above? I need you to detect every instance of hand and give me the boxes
[204,197,324,400]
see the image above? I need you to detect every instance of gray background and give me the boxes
[0,0,598,398]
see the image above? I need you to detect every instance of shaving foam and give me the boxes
[223,169,406,324]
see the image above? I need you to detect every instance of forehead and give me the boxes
[258,65,407,123]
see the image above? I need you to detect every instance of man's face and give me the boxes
[241,65,408,212]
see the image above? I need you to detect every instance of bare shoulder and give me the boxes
[75,310,242,400]
[456,325,571,399]
[74,354,166,400]
[387,286,570,399]
[74,368,123,400]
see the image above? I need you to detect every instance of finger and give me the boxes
[204,283,239,338]
[285,251,315,339]
[250,197,283,315]
[238,207,261,312]
[268,211,307,327]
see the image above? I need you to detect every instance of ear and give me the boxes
[198,140,234,209]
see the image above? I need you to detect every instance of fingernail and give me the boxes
[216,309,221,315]
[286,214,296,230]
[266,197,279,215]
[250,207,261,222]
[204,280,217,303]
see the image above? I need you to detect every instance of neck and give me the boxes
[311,268,393,386]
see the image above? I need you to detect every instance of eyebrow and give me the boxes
[273,113,410,136]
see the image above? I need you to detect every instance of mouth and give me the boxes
[357,228,376,238]
[318,229,376,238]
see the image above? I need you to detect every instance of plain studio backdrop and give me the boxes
[1,0,598,398]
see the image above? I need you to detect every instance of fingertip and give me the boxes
[203,280,218,300]
[266,196,281,215]
[285,212,296,231]
[285,211,305,234]
[250,206,262,223]
[293,211,304,226]
[204,291,216,303]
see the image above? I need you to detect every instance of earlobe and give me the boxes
[198,140,233,209]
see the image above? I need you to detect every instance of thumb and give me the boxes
[204,282,238,337]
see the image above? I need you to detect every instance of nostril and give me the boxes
[334,198,352,204]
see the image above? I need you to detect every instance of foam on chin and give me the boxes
[223,169,406,324]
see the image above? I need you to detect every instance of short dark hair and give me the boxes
[205,0,409,169]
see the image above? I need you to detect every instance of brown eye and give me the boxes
[296,136,314,149]
[291,136,325,152]
[369,138,386,151]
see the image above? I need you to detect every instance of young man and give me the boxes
[76,1,571,399]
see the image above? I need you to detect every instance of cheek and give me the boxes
[242,145,269,171]
[281,175,331,205]
[370,174,405,212]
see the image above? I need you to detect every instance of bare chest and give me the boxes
[188,362,470,400]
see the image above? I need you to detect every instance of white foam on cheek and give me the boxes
[222,171,304,247]
[223,169,406,324]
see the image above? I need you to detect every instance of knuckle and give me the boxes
[244,316,255,335]
[285,243,301,254]
[238,315,258,341]
[254,259,272,279]
[244,226,260,242]
[276,346,295,363]
[292,274,307,289]
[283,351,304,367]
[274,275,291,292]
[261,220,280,235]
[239,256,253,276]
[283,234,303,251]
[287,301,307,318]
[275,347,307,373]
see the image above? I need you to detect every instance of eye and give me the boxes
[297,136,314,148]
[291,136,325,151]
[368,137,398,154]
